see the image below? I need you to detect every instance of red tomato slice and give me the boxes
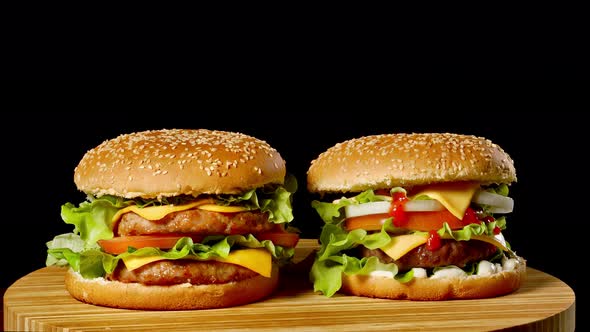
[345,211,470,232]
[256,231,300,248]
[345,213,390,231]
[98,235,203,255]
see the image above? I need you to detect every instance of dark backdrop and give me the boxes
[2,91,585,329]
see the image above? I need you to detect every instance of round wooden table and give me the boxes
[3,239,575,331]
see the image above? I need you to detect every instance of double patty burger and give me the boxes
[46,129,299,310]
[307,133,526,300]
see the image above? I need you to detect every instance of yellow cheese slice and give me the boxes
[381,233,428,261]
[410,182,479,220]
[197,204,250,213]
[212,248,271,277]
[121,248,272,277]
[122,255,165,271]
[380,232,513,262]
[111,198,248,223]
[445,233,511,253]
[111,199,213,223]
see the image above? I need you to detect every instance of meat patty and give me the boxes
[360,240,498,271]
[116,209,275,236]
[108,259,259,285]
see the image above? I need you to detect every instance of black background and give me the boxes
[2,89,586,329]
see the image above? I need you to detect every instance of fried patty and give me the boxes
[108,259,259,285]
[116,209,275,236]
[360,240,498,271]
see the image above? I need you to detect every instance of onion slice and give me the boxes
[404,200,445,212]
[345,201,390,218]
[471,191,514,213]
[344,199,445,218]
[344,189,514,219]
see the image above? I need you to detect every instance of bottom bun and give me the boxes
[65,265,279,310]
[341,260,526,300]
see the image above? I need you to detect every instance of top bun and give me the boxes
[74,129,286,198]
[307,133,516,193]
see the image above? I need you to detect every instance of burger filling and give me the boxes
[105,209,279,284]
[310,182,524,297]
[358,240,498,271]
[109,259,259,285]
[46,175,299,286]
[117,209,275,236]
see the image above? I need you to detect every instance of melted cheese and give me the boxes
[410,182,479,219]
[450,233,511,253]
[111,198,248,223]
[381,234,428,261]
[381,232,512,261]
[212,248,271,277]
[122,255,164,270]
[121,248,272,277]
[197,204,249,213]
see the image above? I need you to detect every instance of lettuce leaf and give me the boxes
[214,173,297,223]
[47,234,296,279]
[311,221,398,297]
[311,189,394,224]
[486,184,509,197]
[60,195,130,248]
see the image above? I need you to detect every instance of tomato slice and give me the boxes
[345,210,474,232]
[98,234,203,255]
[256,231,300,248]
[345,213,390,231]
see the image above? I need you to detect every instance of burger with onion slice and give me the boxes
[46,129,299,310]
[307,133,526,300]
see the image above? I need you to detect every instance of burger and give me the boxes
[46,129,299,310]
[307,133,526,300]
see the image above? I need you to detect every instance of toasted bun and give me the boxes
[341,259,526,300]
[65,266,279,310]
[74,129,286,198]
[307,133,516,193]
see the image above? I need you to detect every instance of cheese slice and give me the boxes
[446,233,511,253]
[197,204,250,213]
[212,248,271,277]
[111,198,248,223]
[410,182,479,219]
[112,199,213,223]
[381,233,428,261]
[122,255,165,271]
[121,248,272,277]
[380,232,513,262]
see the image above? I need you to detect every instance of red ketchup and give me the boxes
[388,192,408,227]
[426,230,442,251]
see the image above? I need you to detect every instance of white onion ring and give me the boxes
[404,200,445,212]
[344,190,513,219]
[472,191,514,213]
[344,199,445,218]
[344,201,390,218]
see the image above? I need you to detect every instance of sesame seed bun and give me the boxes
[340,261,526,300]
[74,129,286,198]
[64,266,279,310]
[307,133,516,193]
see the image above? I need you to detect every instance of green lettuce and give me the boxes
[311,221,397,297]
[311,189,395,224]
[486,184,509,196]
[48,234,295,279]
[60,195,131,247]
[215,173,297,223]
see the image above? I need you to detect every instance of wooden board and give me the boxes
[4,239,575,331]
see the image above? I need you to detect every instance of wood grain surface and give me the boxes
[3,239,575,331]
